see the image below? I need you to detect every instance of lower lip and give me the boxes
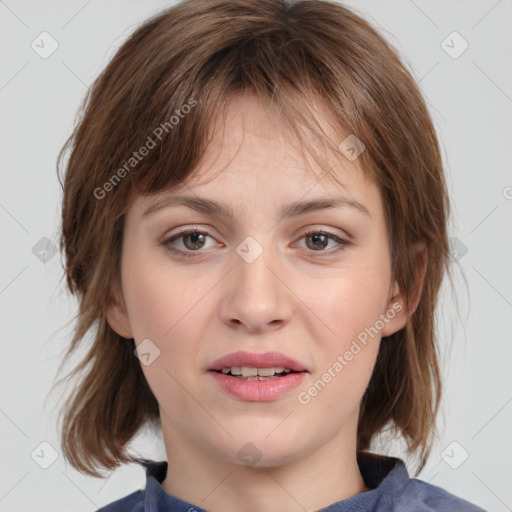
[209,371,308,401]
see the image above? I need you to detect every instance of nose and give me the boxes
[219,246,294,333]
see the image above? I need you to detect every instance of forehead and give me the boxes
[182,93,369,189]
[130,92,379,215]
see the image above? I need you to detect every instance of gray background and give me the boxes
[1,0,511,510]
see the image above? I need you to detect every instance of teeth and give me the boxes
[241,366,258,377]
[257,367,277,377]
[219,366,293,376]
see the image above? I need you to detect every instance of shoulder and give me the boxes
[95,490,144,512]
[395,478,486,511]
[95,459,163,511]
[355,452,486,511]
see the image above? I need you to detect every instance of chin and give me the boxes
[215,434,305,469]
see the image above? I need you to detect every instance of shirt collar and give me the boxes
[136,451,409,511]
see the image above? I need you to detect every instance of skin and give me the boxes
[107,93,425,512]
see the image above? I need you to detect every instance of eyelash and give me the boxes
[161,227,350,259]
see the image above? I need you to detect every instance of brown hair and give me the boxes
[53,0,451,478]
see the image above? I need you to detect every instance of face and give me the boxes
[107,94,409,468]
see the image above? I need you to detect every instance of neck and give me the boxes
[160,414,369,512]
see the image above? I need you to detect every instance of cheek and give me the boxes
[293,260,389,399]
[298,280,383,416]
[122,248,209,342]
[299,264,391,345]
[122,260,211,414]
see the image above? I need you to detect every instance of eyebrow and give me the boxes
[141,195,371,219]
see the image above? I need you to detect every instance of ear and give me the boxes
[105,285,134,339]
[381,241,428,337]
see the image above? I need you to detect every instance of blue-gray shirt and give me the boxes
[96,452,486,511]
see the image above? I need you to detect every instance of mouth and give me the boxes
[208,364,308,401]
[211,366,305,381]
[208,350,309,374]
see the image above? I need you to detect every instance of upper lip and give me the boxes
[209,351,309,372]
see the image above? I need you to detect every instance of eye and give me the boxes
[162,228,218,258]
[161,227,350,259]
[295,229,350,254]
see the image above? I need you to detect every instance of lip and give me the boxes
[209,371,308,401]
[208,350,309,372]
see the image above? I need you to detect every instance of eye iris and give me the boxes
[184,232,205,250]
[306,233,328,250]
